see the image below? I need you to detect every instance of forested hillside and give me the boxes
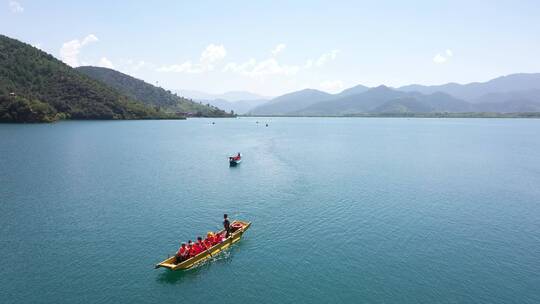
[77,66,232,117]
[0,35,180,122]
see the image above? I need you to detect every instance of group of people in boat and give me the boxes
[230,153,241,161]
[175,214,234,264]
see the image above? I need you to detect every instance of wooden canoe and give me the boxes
[155,220,251,270]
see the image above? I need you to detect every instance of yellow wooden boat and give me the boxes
[155,220,251,270]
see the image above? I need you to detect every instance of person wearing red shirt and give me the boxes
[175,243,188,263]
[206,232,215,246]
[196,237,207,251]
[203,236,213,249]
[189,238,202,256]
[214,233,223,244]
[188,240,198,258]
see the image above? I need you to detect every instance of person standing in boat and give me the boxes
[223,214,231,238]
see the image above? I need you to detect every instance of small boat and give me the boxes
[155,220,251,270]
[229,153,242,166]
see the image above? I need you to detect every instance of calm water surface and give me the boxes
[1,118,539,303]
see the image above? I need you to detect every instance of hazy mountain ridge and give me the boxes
[399,73,540,101]
[250,74,540,115]
[250,89,333,115]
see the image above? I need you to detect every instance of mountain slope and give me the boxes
[76,66,231,117]
[474,89,540,104]
[250,89,333,115]
[298,86,409,115]
[398,73,540,101]
[336,84,370,97]
[0,34,175,122]
[293,87,472,115]
[373,92,472,113]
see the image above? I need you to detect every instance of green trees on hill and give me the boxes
[76,66,231,117]
[0,94,60,122]
[0,34,229,122]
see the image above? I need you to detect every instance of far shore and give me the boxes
[241,112,540,119]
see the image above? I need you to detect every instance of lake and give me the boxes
[1,118,539,303]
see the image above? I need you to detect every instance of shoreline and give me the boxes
[241,112,540,119]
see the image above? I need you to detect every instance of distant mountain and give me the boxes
[474,89,540,104]
[472,90,540,113]
[473,100,540,113]
[0,34,175,123]
[250,74,540,116]
[398,73,540,101]
[373,92,472,114]
[298,86,405,115]
[249,89,333,115]
[336,84,370,97]
[296,86,471,115]
[77,66,232,117]
[179,90,270,102]
[205,98,268,114]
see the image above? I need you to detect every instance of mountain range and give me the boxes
[249,74,540,115]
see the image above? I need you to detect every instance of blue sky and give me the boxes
[2,0,540,96]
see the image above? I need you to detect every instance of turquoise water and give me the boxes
[1,118,539,303]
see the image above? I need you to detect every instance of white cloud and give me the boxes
[60,34,99,67]
[320,80,344,93]
[98,57,114,69]
[200,44,226,67]
[303,59,313,69]
[223,57,299,77]
[223,58,257,73]
[249,58,299,76]
[271,43,286,56]
[159,44,339,79]
[315,49,339,67]
[223,46,338,78]
[433,53,447,63]
[82,34,98,45]
[9,0,23,13]
[158,44,226,73]
[157,61,206,73]
[303,50,339,68]
[433,49,453,64]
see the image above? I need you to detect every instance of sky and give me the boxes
[2,0,540,97]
